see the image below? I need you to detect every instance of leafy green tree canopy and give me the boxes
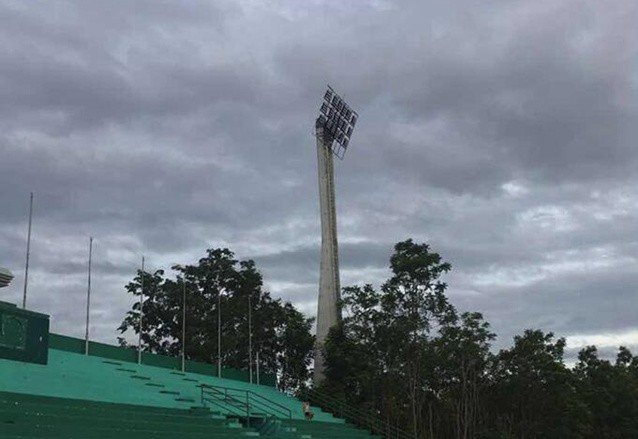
[118,248,314,392]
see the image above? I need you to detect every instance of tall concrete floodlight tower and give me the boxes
[314,86,359,384]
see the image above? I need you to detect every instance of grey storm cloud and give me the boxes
[1,0,637,360]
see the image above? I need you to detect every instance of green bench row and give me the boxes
[0,392,254,439]
[0,392,379,439]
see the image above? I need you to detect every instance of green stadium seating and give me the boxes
[0,392,253,438]
[0,348,380,438]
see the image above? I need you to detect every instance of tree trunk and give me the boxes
[411,379,418,439]
[428,400,434,439]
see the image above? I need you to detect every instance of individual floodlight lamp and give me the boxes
[0,267,13,288]
[317,85,359,159]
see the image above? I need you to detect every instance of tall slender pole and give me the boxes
[314,120,342,384]
[181,279,186,373]
[22,192,34,309]
[84,237,93,355]
[217,287,221,377]
[256,349,260,386]
[138,256,145,364]
[248,293,253,384]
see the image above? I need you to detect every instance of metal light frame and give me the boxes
[0,267,13,288]
[317,85,359,159]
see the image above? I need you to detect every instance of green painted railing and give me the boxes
[200,383,292,428]
[301,388,414,439]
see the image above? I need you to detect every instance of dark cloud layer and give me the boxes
[1,0,637,359]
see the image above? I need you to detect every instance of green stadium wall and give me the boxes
[49,333,277,387]
[0,301,49,365]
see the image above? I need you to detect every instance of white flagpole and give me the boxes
[249,293,253,384]
[138,256,145,364]
[256,349,260,385]
[84,237,93,355]
[22,192,34,309]
[181,278,186,372]
[217,287,222,377]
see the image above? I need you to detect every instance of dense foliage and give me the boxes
[118,240,638,437]
[117,248,314,392]
[318,239,638,439]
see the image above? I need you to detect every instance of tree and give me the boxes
[574,346,638,438]
[310,239,638,438]
[487,330,587,439]
[117,247,314,392]
[321,239,460,438]
[435,312,495,439]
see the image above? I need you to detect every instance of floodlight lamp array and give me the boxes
[0,267,13,288]
[317,85,358,159]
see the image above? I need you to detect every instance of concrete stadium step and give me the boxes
[130,375,152,380]
[102,360,123,366]
[0,410,233,429]
[0,406,226,427]
[282,420,379,439]
[0,392,201,414]
[0,424,251,439]
[0,394,224,425]
[0,397,262,439]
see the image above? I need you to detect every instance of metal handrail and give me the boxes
[200,383,292,422]
[302,388,414,439]
[241,387,292,419]
[308,391,409,439]
[305,389,377,420]
[201,387,246,418]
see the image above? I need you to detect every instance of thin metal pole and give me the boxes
[217,287,221,377]
[246,392,251,428]
[22,192,33,309]
[256,349,260,385]
[181,279,186,372]
[84,237,93,355]
[248,293,253,384]
[138,256,145,364]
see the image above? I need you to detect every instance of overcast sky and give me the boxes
[1,0,636,360]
